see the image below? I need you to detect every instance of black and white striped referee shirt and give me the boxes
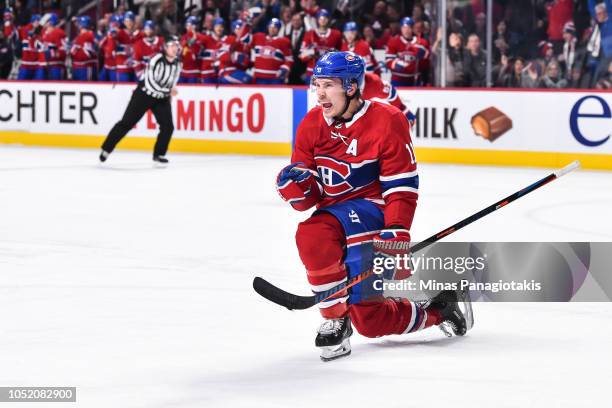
[140,53,182,99]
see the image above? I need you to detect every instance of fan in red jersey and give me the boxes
[252,18,293,84]
[180,16,202,83]
[218,18,252,84]
[132,20,163,80]
[274,51,471,361]
[17,14,42,80]
[199,17,226,84]
[340,21,378,74]
[385,17,430,86]
[35,13,67,80]
[70,16,98,81]
[299,8,342,84]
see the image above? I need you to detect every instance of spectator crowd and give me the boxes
[0,0,610,89]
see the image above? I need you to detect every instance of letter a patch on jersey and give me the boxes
[346,139,358,156]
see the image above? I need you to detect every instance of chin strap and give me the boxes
[333,90,364,124]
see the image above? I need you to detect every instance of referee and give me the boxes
[100,35,183,164]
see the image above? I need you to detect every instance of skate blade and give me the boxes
[319,338,351,362]
[459,288,475,331]
[439,322,453,338]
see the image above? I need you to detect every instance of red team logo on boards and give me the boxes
[316,156,354,196]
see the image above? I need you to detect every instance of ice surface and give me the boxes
[0,146,611,408]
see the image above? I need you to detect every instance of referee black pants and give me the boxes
[102,88,174,157]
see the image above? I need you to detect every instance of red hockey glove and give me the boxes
[373,227,413,280]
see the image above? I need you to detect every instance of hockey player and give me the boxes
[275,52,471,361]
[362,71,415,128]
[217,19,251,84]
[102,15,133,82]
[199,17,226,84]
[36,13,66,80]
[340,21,378,74]
[70,16,98,81]
[252,18,292,84]
[132,20,163,80]
[17,14,41,80]
[123,11,142,42]
[299,9,342,83]
[385,17,429,86]
[179,16,202,83]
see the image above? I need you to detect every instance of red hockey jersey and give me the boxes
[199,34,225,80]
[102,29,133,74]
[362,72,405,112]
[18,24,40,69]
[291,101,418,229]
[385,35,429,83]
[218,34,251,77]
[180,31,202,78]
[251,32,293,79]
[299,28,342,76]
[70,30,97,68]
[132,35,163,78]
[39,27,66,67]
[341,39,378,73]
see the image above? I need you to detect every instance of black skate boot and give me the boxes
[426,289,474,337]
[315,316,353,362]
[153,155,169,165]
[99,150,110,163]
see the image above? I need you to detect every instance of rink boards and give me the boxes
[0,81,610,170]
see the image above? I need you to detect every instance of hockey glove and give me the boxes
[373,227,413,280]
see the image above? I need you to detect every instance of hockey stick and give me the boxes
[253,160,580,310]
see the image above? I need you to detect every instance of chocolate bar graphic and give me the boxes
[471,107,513,142]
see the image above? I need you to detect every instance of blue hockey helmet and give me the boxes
[230,19,244,32]
[213,17,224,27]
[185,16,198,27]
[78,15,91,28]
[316,8,330,19]
[3,7,13,19]
[143,20,155,30]
[400,17,414,27]
[48,13,59,26]
[312,51,365,93]
[268,18,281,29]
[124,11,135,22]
[110,14,123,25]
[31,14,41,24]
[343,21,358,33]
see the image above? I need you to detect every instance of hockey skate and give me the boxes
[315,316,353,362]
[425,288,474,337]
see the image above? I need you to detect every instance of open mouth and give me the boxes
[320,102,332,109]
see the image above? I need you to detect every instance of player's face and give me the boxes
[401,25,412,38]
[268,25,279,37]
[214,24,224,36]
[144,27,153,37]
[125,19,134,30]
[344,31,356,43]
[313,78,347,118]
[318,16,329,28]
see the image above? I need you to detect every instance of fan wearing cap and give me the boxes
[16,14,41,80]
[100,34,181,164]
[385,17,429,86]
[299,8,342,83]
[179,16,203,83]
[132,20,164,80]
[252,18,293,84]
[340,21,379,74]
[275,51,441,361]
[217,18,252,84]
[35,12,66,80]
[3,8,18,46]
[70,16,98,81]
[198,16,226,84]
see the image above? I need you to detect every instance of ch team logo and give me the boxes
[316,156,354,196]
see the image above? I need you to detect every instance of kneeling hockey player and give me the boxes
[275,51,472,361]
